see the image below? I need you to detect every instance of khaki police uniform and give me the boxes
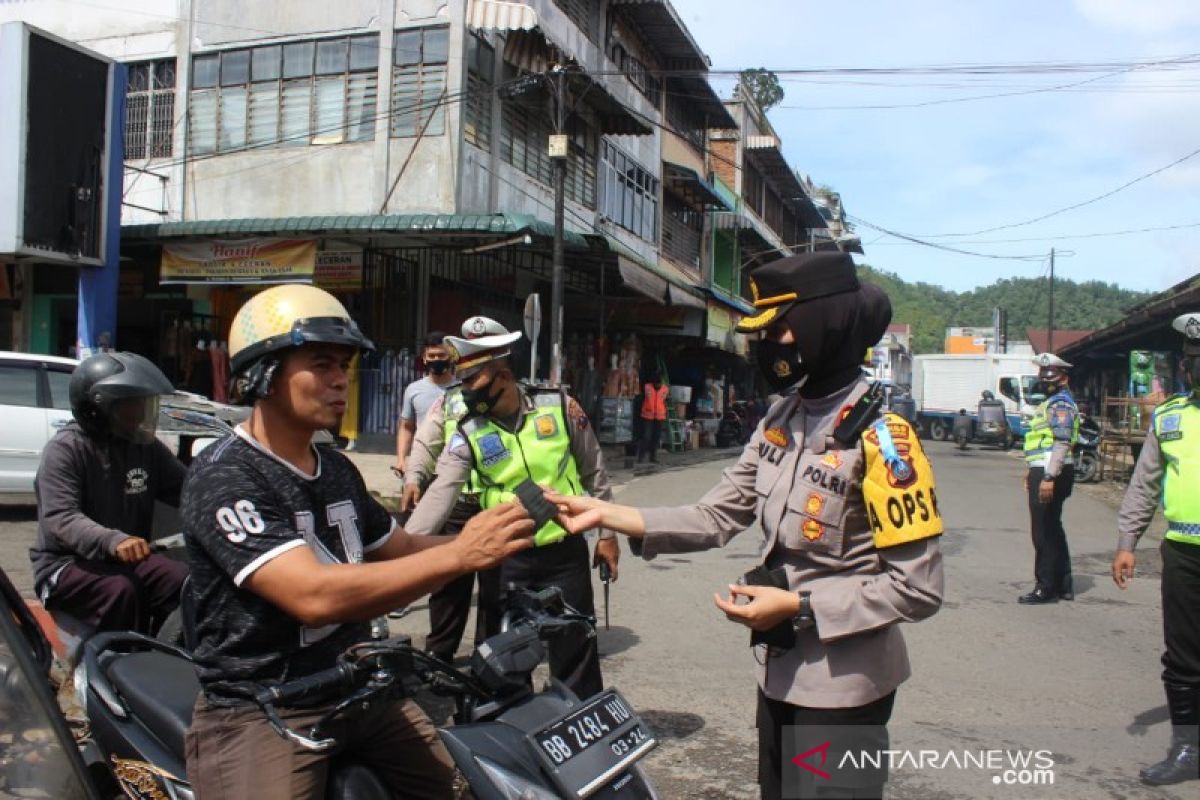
[637,377,944,707]
[403,390,494,658]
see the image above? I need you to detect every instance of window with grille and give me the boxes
[665,86,706,152]
[464,33,494,150]
[125,59,176,160]
[662,192,702,270]
[189,34,379,155]
[608,43,660,107]
[499,90,598,209]
[599,140,658,243]
[391,26,449,138]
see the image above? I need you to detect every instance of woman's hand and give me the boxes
[714,584,800,632]
[547,491,607,534]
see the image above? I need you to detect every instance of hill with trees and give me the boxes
[858,265,1153,354]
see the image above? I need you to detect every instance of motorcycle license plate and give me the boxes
[528,690,656,798]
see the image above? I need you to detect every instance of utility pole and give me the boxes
[1047,247,1056,353]
[548,65,568,387]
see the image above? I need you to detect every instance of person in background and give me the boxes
[639,374,669,463]
[393,331,453,477]
[1019,353,1080,604]
[30,352,189,636]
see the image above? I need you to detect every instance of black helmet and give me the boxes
[69,352,175,441]
[981,390,995,401]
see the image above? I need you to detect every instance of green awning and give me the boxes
[121,213,593,248]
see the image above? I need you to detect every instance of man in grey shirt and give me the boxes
[393,331,454,477]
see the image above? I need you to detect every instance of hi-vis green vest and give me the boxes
[1023,390,1080,465]
[459,392,583,546]
[1152,395,1200,545]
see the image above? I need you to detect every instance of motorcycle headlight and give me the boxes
[72,659,89,716]
[474,756,560,800]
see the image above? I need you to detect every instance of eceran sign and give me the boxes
[160,238,316,284]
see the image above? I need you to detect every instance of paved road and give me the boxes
[0,440,1189,798]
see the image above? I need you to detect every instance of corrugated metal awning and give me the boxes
[617,255,668,306]
[609,0,709,69]
[663,162,733,211]
[499,31,652,136]
[121,213,594,247]
[744,138,827,230]
[466,0,537,32]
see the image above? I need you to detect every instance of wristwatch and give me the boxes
[793,591,815,633]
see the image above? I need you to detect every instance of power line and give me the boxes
[860,219,1200,246]
[919,143,1200,238]
[847,215,1046,261]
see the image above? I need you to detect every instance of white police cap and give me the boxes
[1171,312,1200,342]
[1032,352,1072,370]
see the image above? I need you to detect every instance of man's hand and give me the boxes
[400,483,422,513]
[713,584,799,632]
[451,502,535,571]
[1112,551,1136,589]
[115,536,151,564]
[1038,478,1055,504]
[593,537,620,582]
[392,455,407,477]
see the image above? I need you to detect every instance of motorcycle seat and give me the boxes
[107,650,200,760]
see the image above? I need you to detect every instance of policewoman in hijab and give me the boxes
[551,252,945,799]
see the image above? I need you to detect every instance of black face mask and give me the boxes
[463,378,506,416]
[756,339,806,393]
[426,359,451,376]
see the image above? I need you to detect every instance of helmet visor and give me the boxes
[107,395,160,444]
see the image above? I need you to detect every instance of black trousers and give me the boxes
[1027,465,1074,591]
[757,689,896,800]
[425,501,502,659]
[1161,539,1200,687]
[638,419,663,462]
[499,534,603,699]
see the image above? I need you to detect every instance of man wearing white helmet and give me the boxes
[405,315,620,700]
[1112,312,1200,786]
[179,287,535,799]
[1019,352,1080,604]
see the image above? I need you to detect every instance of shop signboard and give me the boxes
[315,250,363,290]
[160,238,317,284]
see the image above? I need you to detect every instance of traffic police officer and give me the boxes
[1112,311,1200,786]
[551,252,944,799]
[400,318,499,659]
[1020,352,1080,604]
[405,317,619,700]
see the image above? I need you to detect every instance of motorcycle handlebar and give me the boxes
[258,663,357,708]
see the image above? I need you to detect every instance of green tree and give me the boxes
[739,68,784,112]
[857,264,1151,354]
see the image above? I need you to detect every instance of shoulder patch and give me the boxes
[447,432,468,453]
[566,398,589,429]
[861,415,942,548]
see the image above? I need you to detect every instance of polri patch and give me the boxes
[805,493,825,516]
[802,519,825,541]
[534,413,559,439]
[821,452,843,469]
[764,427,789,448]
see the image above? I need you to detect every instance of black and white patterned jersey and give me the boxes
[181,427,394,703]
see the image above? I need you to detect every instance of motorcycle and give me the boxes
[716,401,753,448]
[1074,413,1101,483]
[77,587,660,799]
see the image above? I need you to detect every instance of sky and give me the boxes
[673,0,1200,293]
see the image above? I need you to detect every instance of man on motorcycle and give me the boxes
[30,352,189,637]
[180,285,536,799]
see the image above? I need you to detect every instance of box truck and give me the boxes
[911,354,1040,443]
